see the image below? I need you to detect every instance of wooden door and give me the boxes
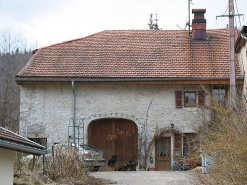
[88,119,138,170]
[155,137,171,171]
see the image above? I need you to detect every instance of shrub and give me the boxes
[14,145,101,184]
[194,89,247,184]
[44,145,90,182]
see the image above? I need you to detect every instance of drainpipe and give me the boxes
[25,124,28,138]
[72,80,76,144]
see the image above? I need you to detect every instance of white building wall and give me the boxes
[237,42,247,92]
[0,148,14,185]
[19,83,208,148]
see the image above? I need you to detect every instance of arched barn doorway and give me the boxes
[88,118,138,170]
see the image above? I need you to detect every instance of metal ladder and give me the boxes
[68,118,84,147]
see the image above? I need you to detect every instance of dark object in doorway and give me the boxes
[108,155,117,167]
[117,160,137,171]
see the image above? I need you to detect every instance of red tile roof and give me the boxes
[0,127,45,150]
[17,29,241,79]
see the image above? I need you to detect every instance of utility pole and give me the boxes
[216,1,243,108]
[229,0,236,108]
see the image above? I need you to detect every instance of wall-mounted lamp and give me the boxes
[170,123,174,129]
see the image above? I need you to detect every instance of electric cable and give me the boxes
[234,0,242,29]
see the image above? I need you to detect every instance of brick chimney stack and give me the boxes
[192,9,206,40]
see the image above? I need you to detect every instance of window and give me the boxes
[184,92,196,107]
[28,138,47,147]
[175,91,205,108]
[183,133,197,156]
[212,87,226,108]
[156,138,170,157]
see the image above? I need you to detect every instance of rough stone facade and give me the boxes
[20,83,207,151]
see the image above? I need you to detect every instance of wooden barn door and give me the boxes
[88,119,138,170]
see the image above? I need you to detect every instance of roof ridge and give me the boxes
[32,29,230,53]
[103,28,229,31]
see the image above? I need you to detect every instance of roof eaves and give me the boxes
[0,139,47,155]
[235,26,247,52]
[15,77,244,82]
[0,127,46,149]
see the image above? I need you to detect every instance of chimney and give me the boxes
[192,9,206,40]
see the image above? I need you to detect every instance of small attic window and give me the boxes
[122,46,125,48]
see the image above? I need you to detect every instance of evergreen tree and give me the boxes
[148,13,161,30]
[148,13,154,29]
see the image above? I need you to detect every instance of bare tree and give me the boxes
[192,87,247,184]
[0,26,32,131]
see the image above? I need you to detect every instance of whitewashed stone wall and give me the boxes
[20,83,208,148]
[237,41,247,92]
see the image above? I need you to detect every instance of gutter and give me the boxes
[0,139,47,155]
[241,33,247,40]
[15,77,244,82]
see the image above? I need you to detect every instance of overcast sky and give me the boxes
[0,0,246,48]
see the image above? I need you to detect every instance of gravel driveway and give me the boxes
[90,171,197,185]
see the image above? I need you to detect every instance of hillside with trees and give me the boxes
[0,27,32,131]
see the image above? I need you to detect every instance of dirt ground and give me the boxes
[90,171,197,185]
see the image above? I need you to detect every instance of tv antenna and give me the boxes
[176,0,194,31]
[187,0,194,32]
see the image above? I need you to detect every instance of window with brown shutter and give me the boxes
[184,92,196,107]
[198,91,205,107]
[175,91,182,108]
[174,134,182,156]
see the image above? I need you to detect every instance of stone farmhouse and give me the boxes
[16,9,244,171]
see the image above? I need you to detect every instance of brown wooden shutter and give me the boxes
[175,91,182,108]
[198,91,205,107]
[174,134,182,154]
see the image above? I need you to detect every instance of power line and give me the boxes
[234,0,242,29]
[216,1,229,26]
[221,1,229,16]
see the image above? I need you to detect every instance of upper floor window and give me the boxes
[175,91,205,108]
[212,87,226,108]
[184,92,196,107]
